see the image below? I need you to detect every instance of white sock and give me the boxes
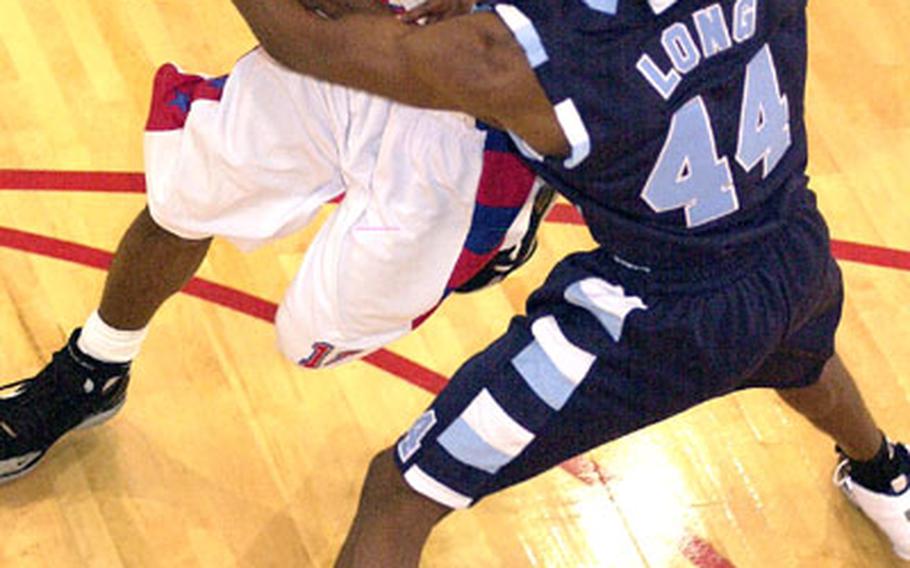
[77,310,149,363]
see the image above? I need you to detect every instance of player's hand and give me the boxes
[400,0,475,25]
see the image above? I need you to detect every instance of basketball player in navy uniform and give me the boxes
[224,0,910,564]
[2,0,908,565]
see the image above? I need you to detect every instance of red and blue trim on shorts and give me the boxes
[411,125,537,328]
[146,64,228,132]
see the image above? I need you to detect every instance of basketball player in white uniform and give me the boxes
[0,0,552,484]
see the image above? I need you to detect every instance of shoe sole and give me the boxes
[839,484,910,560]
[0,399,126,484]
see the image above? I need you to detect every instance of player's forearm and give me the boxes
[231,0,567,156]
[231,0,454,110]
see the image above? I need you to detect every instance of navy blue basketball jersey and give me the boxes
[490,0,810,267]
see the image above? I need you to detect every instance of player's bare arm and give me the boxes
[231,0,569,157]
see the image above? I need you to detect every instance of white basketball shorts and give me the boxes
[143,48,541,368]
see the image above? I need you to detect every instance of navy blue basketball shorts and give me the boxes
[394,196,844,509]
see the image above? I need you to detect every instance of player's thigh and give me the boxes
[144,48,384,249]
[275,107,488,367]
[391,248,794,508]
[745,255,844,390]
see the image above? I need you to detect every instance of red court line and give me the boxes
[365,349,448,394]
[561,453,732,568]
[0,226,448,394]
[0,170,147,193]
[0,169,362,202]
[5,169,910,275]
[545,203,910,273]
[831,240,910,272]
[680,535,736,568]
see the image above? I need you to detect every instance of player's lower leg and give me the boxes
[335,447,452,568]
[97,206,212,332]
[777,353,910,559]
[0,207,211,482]
[77,206,211,362]
[776,353,882,460]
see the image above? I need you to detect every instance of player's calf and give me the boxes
[777,355,909,559]
[336,447,451,568]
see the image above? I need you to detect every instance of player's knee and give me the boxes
[275,294,419,370]
[274,303,381,370]
[363,447,401,495]
[361,448,409,504]
[361,447,451,521]
[776,375,839,420]
[142,206,213,248]
[274,305,326,368]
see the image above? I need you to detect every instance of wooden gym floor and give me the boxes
[1,1,908,566]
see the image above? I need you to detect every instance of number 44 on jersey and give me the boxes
[641,44,792,228]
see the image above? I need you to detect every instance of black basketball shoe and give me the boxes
[456,183,558,293]
[0,330,130,482]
